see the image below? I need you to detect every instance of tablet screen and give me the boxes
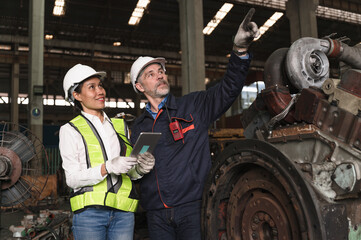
[131,132,162,157]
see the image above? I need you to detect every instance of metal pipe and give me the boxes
[263,48,300,94]
[263,48,288,88]
[322,38,361,69]
[337,42,361,69]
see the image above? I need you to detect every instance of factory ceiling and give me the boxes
[0,0,361,123]
[1,0,361,65]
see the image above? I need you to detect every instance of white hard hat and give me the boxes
[130,56,166,93]
[63,64,106,102]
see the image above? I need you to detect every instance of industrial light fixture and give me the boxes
[235,0,361,25]
[203,3,233,35]
[113,42,121,46]
[45,34,54,40]
[128,0,150,26]
[254,12,283,41]
[18,46,29,51]
[53,0,65,16]
[0,45,11,50]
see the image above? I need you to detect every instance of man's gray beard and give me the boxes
[154,87,170,98]
[153,80,170,98]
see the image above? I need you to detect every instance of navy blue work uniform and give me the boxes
[130,52,251,239]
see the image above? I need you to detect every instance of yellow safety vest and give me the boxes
[68,115,138,213]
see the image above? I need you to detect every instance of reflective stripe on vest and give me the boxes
[111,118,132,157]
[69,115,138,213]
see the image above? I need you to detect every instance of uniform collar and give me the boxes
[81,110,110,123]
[137,94,178,122]
[165,94,177,109]
[145,95,169,116]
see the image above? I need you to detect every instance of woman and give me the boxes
[59,64,155,240]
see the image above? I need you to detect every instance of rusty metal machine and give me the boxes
[0,123,50,210]
[0,123,73,239]
[202,36,361,240]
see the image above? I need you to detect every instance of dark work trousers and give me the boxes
[146,200,202,240]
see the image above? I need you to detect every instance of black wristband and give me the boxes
[232,50,248,57]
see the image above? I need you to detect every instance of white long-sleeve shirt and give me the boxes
[59,111,128,192]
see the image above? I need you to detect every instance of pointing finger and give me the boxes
[242,8,255,29]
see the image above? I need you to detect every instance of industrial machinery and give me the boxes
[0,123,73,240]
[0,122,49,210]
[202,36,361,240]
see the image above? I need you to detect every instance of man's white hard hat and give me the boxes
[130,56,166,93]
[63,64,106,102]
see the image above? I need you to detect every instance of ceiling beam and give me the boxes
[0,34,266,69]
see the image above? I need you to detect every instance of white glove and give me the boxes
[135,152,155,175]
[105,156,137,175]
[233,8,260,49]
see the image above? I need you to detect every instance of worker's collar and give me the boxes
[163,94,177,109]
[81,110,109,123]
[145,95,168,119]
[143,94,178,120]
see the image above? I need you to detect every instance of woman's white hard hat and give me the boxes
[63,64,106,102]
[130,56,166,93]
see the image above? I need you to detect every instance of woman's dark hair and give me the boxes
[72,81,84,111]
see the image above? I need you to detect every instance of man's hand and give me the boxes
[233,8,260,49]
[105,156,137,175]
[135,152,155,175]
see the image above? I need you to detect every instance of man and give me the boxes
[129,8,259,240]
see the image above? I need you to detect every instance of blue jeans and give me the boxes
[72,207,134,240]
[146,200,202,240]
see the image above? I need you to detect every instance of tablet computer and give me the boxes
[130,132,162,157]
